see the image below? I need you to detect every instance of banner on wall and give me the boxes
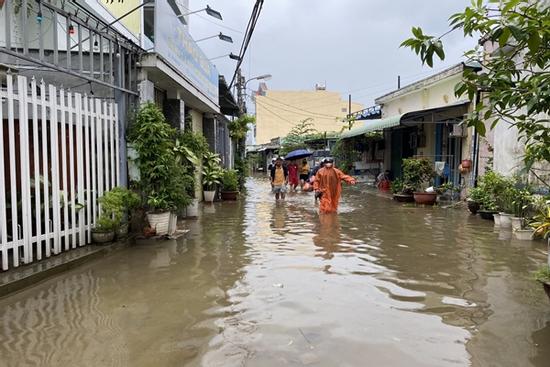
[100,0,142,38]
[154,0,219,104]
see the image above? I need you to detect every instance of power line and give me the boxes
[255,95,342,119]
[256,99,339,121]
[230,0,265,88]
[175,0,243,34]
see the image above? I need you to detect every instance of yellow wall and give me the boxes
[255,90,363,144]
[101,0,142,37]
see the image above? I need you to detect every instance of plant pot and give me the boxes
[117,223,129,238]
[204,190,216,203]
[221,191,239,201]
[478,210,496,220]
[499,213,512,229]
[493,213,501,227]
[467,200,480,215]
[511,217,523,232]
[146,211,171,236]
[186,198,199,218]
[413,192,438,206]
[393,193,414,203]
[514,228,534,241]
[168,212,177,236]
[91,229,115,244]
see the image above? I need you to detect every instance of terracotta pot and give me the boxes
[146,211,171,236]
[478,210,496,220]
[461,159,472,169]
[413,192,437,205]
[393,194,414,203]
[221,191,239,201]
[467,200,480,215]
[91,229,115,244]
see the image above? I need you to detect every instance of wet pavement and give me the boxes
[1,176,549,367]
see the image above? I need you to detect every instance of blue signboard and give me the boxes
[155,0,219,104]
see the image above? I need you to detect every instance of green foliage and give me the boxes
[534,266,550,283]
[390,178,404,194]
[331,139,360,174]
[467,186,486,203]
[96,187,140,231]
[128,103,192,211]
[280,119,318,155]
[234,156,248,190]
[221,169,239,192]
[402,0,550,170]
[531,201,550,239]
[402,158,435,192]
[202,152,223,191]
[229,114,255,140]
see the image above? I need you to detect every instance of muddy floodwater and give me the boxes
[1,177,550,367]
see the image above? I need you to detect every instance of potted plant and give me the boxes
[391,178,414,202]
[128,103,190,236]
[402,158,437,205]
[477,192,498,220]
[99,187,140,238]
[91,215,116,243]
[220,169,239,200]
[511,188,533,232]
[202,152,222,203]
[467,186,484,215]
[145,191,173,236]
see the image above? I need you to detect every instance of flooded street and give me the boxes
[1,177,550,367]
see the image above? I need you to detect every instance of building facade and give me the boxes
[254,86,363,145]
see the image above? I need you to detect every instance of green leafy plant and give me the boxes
[202,152,223,191]
[531,202,550,239]
[402,158,435,192]
[467,186,485,203]
[534,266,550,283]
[221,169,239,192]
[401,0,550,172]
[280,119,318,155]
[331,139,361,174]
[128,103,192,212]
[511,188,533,218]
[390,178,404,195]
[229,114,255,140]
[96,215,117,232]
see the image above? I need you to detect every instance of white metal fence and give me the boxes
[0,74,119,271]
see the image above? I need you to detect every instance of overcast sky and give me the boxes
[188,0,475,108]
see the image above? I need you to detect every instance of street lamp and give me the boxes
[209,53,241,61]
[177,5,223,23]
[196,32,233,43]
[245,74,272,89]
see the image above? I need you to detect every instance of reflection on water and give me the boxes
[0,177,549,367]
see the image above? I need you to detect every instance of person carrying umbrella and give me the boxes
[313,158,356,213]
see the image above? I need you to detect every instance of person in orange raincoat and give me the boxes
[313,158,356,214]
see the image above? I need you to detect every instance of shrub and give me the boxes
[221,169,239,192]
[402,158,434,192]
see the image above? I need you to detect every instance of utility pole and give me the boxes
[347,94,352,130]
[236,68,246,115]
[398,75,401,89]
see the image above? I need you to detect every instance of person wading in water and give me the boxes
[270,157,288,201]
[313,158,356,213]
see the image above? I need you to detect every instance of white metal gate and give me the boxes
[0,74,120,271]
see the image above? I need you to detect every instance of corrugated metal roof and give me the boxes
[340,115,403,139]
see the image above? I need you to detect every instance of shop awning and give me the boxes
[340,115,403,139]
[340,100,471,140]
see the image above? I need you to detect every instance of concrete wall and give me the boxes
[255,90,363,145]
[380,73,464,118]
[190,109,204,200]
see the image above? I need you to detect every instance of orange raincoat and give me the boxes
[313,167,356,214]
